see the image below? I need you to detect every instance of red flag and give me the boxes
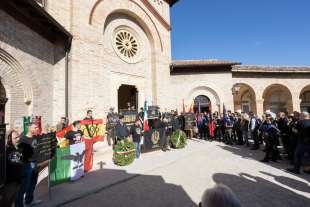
[208,102,215,138]
[143,101,149,131]
[188,99,195,113]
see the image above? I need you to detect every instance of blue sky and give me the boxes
[170,0,310,65]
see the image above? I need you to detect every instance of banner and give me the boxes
[83,139,93,173]
[23,116,42,135]
[50,142,86,186]
[56,125,72,141]
[143,128,165,151]
[56,119,105,143]
[80,119,105,142]
[49,147,71,186]
[34,132,58,164]
[23,116,31,135]
[69,142,85,181]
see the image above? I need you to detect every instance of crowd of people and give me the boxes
[2,107,310,207]
[192,110,310,174]
[3,110,95,207]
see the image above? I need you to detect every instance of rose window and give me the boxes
[113,29,140,63]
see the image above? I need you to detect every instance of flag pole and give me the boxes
[48,160,52,200]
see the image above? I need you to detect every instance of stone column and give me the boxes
[292,97,301,112]
[256,99,264,117]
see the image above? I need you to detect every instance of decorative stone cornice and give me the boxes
[232,65,310,73]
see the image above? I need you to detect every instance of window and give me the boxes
[113,28,141,64]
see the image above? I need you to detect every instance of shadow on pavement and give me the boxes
[218,144,310,182]
[260,171,310,193]
[213,172,310,207]
[36,168,197,207]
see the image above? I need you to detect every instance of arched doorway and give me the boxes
[0,80,7,124]
[263,84,293,114]
[300,85,310,112]
[194,95,211,113]
[118,84,138,112]
[233,83,257,114]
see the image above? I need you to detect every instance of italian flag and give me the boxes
[143,101,149,132]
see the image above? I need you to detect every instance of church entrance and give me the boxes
[118,84,138,112]
[194,95,210,113]
[0,80,7,125]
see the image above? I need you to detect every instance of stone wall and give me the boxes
[0,10,65,128]
[46,0,172,120]
[170,68,310,116]
[170,72,234,113]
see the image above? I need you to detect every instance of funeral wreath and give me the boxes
[170,130,187,149]
[113,139,136,166]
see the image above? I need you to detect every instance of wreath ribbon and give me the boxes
[113,149,136,155]
[176,131,181,147]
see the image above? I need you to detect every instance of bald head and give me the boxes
[200,184,241,207]
[300,111,309,120]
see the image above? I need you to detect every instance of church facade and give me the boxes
[0,0,309,129]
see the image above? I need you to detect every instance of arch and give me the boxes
[89,0,163,51]
[262,84,293,114]
[187,86,221,113]
[0,80,7,124]
[0,48,33,126]
[194,95,211,113]
[0,48,33,104]
[300,84,310,112]
[233,83,257,114]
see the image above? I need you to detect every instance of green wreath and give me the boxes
[113,139,136,166]
[171,130,187,149]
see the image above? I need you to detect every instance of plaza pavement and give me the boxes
[36,139,310,207]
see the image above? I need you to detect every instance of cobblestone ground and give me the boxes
[38,139,310,207]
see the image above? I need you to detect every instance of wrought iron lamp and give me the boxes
[232,83,241,95]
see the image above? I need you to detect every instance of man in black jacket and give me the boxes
[287,112,310,174]
[3,130,33,207]
[19,123,42,206]
[277,112,289,155]
[115,116,129,142]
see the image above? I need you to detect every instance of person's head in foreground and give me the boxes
[199,184,241,207]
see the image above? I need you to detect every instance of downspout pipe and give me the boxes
[65,37,72,118]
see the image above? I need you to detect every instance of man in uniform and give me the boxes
[106,108,118,146]
[224,113,233,145]
[249,112,259,150]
